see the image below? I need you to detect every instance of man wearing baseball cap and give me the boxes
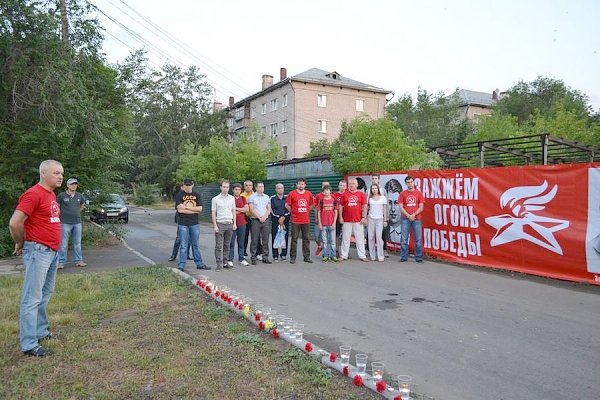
[57,177,87,269]
[174,178,210,271]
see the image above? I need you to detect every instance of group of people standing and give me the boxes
[170,173,426,270]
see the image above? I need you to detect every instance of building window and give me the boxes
[270,123,278,137]
[270,98,278,112]
[281,119,287,133]
[251,107,256,119]
[283,93,288,107]
[318,120,327,133]
[318,94,327,108]
[356,99,364,112]
[282,145,288,159]
[233,108,244,121]
[261,103,267,114]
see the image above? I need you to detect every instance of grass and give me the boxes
[0,266,380,399]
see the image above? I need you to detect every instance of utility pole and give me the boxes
[59,0,70,45]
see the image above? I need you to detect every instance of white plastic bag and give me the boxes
[273,225,287,249]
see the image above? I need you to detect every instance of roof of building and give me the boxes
[291,68,391,94]
[454,89,496,107]
[229,68,391,109]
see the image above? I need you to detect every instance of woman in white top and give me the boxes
[367,183,388,261]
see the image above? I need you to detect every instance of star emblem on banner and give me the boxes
[485,181,569,255]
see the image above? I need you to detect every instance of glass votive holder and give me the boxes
[254,303,264,319]
[371,361,384,382]
[282,318,293,335]
[294,323,304,342]
[355,353,368,376]
[339,345,351,366]
[397,375,412,400]
[275,315,286,329]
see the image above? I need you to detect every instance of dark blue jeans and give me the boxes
[400,219,423,261]
[178,224,205,269]
[229,224,247,262]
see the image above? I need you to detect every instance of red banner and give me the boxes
[350,163,600,285]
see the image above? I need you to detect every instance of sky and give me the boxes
[92,0,600,112]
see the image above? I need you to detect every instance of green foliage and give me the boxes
[280,347,334,386]
[329,117,441,174]
[119,55,229,195]
[466,77,600,149]
[177,123,280,184]
[131,183,159,206]
[203,303,229,321]
[0,0,132,256]
[463,113,523,143]
[494,76,591,126]
[386,89,475,148]
[233,332,265,349]
[304,138,333,157]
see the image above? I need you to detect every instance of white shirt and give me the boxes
[368,196,387,219]
[211,194,235,223]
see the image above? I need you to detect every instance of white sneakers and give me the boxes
[241,259,249,266]
[227,261,234,268]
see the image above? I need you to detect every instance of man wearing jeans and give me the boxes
[175,178,210,271]
[211,180,236,271]
[57,177,86,269]
[398,175,425,263]
[249,182,272,265]
[9,160,64,357]
[285,178,315,264]
[229,183,249,266]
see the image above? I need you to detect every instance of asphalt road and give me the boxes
[124,207,600,400]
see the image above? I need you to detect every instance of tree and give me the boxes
[463,113,523,143]
[304,138,333,157]
[329,117,441,175]
[0,0,132,255]
[494,77,591,126]
[386,89,474,148]
[177,123,280,184]
[118,56,229,195]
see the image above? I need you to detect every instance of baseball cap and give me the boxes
[67,178,78,185]
[183,178,194,185]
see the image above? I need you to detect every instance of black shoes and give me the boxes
[168,256,176,262]
[304,258,313,263]
[290,258,296,264]
[196,265,212,270]
[400,259,407,262]
[251,259,257,265]
[24,345,51,357]
[39,332,62,342]
[263,259,272,264]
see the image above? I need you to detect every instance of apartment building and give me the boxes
[227,68,391,159]
[454,89,502,120]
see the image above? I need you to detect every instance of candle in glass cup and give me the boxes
[339,345,351,366]
[371,362,384,382]
[397,375,412,400]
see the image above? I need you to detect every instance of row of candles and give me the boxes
[194,277,411,400]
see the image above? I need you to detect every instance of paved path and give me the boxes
[3,206,599,400]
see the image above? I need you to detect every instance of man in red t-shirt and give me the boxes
[285,177,315,264]
[339,177,368,261]
[398,175,425,263]
[9,160,64,357]
[229,183,249,266]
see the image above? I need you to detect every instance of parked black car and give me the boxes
[90,193,129,223]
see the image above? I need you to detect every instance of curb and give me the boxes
[170,267,407,399]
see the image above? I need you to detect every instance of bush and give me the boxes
[131,183,159,206]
